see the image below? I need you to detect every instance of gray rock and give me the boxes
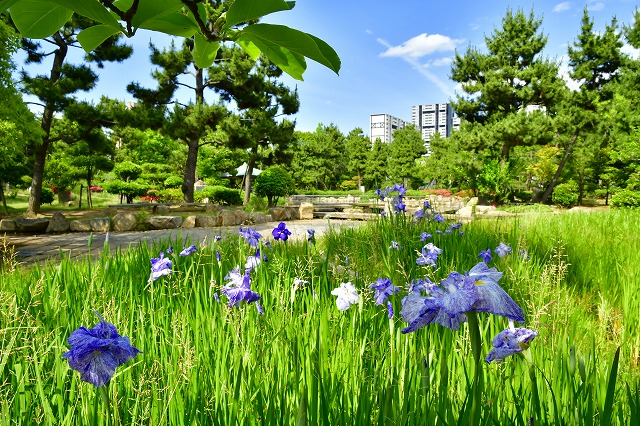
[456,206,474,218]
[70,219,93,232]
[247,212,271,224]
[15,217,50,233]
[46,212,70,233]
[195,215,222,228]
[153,205,170,214]
[205,204,218,213]
[269,207,291,222]
[466,197,479,207]
[182,216,197,228]
[219,210,239,226]
[0,219,17,231]
[91,218,111,233]
[147,216,183,229]
[112,212,138,232]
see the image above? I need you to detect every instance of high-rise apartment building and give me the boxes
[411,103,460,150]
[369,113,409,144]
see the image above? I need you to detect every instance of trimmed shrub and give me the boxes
[40,187,54,204]
[611,189,640,208]
[164,175,183,189]
[552,181,579,207]
[253,166,294,207]
[158,188,183,202]
[196,186,242,205]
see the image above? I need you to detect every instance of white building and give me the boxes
[369,113,409,144]
[411,103,460,152]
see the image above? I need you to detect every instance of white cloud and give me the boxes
[587,1,605,11]
[424,56,453,68]
[622,43,640,60]
[379,33,463,59]
[553,2,572,13]
[377,38,455,98]
[558,55,581,91]
[365,29,373,35]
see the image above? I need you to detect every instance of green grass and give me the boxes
[2,189,121,216]
[1,210,639,424]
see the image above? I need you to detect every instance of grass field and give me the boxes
[1,208,638,425]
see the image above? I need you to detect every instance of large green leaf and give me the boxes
[225,0,293,29]
[139,12,198,37]
[77,24,121,52]
[238,31,307,80]
[9,0,73,39]
[0,0,20,12]
[131,0,184,27]
[193,33,220,69]
[47,0,120,28]
[237,39,261,61]
[239,24,340,75]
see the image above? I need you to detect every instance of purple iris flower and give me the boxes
[495,242,512,257]
[62,311,141,387]
[389,241,400,250]
[149,252,172,281]
[214,235,222,241]
[478,249,493,264]
[166,246,174,254]
[380,211,387,217]
[420,232,432,242]
[486,328,538,363]
[400,261,524,333]
[215,250,221,262]
[394,199,406,213]
[518,248,531,260]
[179,244,198,256]
[221,268,262,312]
[424,200,431,209]
[416,243,442,266]
[239,227,262,247]
[387,301,394,318]
[369,277,400,305]
[307,228,316,244]
[413,209,426,220]
[393,183,407,196]
[272,222,292,241]
[432,213,445,223]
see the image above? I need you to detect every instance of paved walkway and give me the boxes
[3,219,364,266]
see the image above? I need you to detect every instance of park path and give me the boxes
[3,219,363,266]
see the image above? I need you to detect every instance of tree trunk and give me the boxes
[27,31,67,216]
[182,139,199,203]
[86,166,93,209]
[243,156,255,206]
[0,183,7,215]
[540,132,579,204]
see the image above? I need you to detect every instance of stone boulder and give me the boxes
[269,207,291,222]
[46,212,70,233]
[299,202,314,220]
[153,205,170,214]
[195,215,222,228]
[15,217,49,233]
[0,219,17,231]
[247,212,271,224]
[112,212,138,232]
[91,218,111,233]
[147,216,183,229]
[70,219,93,232]
[182,216,197,229]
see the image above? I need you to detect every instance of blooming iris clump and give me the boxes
[495,242,512,257]
[179,244,198,256]
[485,327,538,363]
[400,261,524,333]
[272,222,292,241]
[331,282,360,311]
[478,249,493,264]
[239,227,262,247]
[376,184,407,214]
[62,311,141,387]
[416,243,442,266]
[369,277,400,306]
[432,213,445,223]
[221,268,263,314]
[149,252,172,281]
[420,232,432,242]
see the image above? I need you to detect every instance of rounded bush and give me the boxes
[41,187,54,204]
[163,175,183,189]
[552,182,579,207]
[196,186,242,205]
[611,189,640,208]
[253,166,294,207]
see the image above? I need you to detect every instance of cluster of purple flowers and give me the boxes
[149,252,172,281]
[239,227,262,247]
[376,184,407,213]
[416,243,443,266]
[221,267,263,314]
[369,277,400,318]
[272,222,292,241]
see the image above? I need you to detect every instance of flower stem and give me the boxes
[466,311,483,425]
[98,385,113,425]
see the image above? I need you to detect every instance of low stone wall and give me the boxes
[288,194,470,214]
[0,207,273,235]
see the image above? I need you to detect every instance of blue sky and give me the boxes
[16,0,640,135]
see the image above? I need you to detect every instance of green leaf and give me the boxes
[237,39,261,61]
[9,0,74,39]
[601,346,620,426]
[0,0,20,12]
[193,33,220,69]
[239,24,340,75]
[131,0,184,27]
[237,31,306,81]
[77,25,121,52]
[139,12,198,37]
[225,0,292,29]
[47,0,121,28]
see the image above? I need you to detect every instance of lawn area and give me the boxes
[1,207,638,424]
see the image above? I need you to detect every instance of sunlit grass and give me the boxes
[1,210,639,424]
